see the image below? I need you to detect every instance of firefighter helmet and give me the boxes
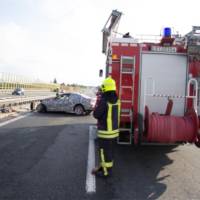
[101,77,116,92]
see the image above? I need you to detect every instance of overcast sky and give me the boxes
[0,0,199,86]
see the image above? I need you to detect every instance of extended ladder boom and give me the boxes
[102,10,122,54]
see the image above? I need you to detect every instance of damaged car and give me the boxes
[36,92,95,115]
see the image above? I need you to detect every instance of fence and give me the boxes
[0,72,59,92]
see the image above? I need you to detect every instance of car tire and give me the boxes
[37,104,46,113]
[74,105,85,116]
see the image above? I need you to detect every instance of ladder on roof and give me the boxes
[117,56,135,145]
[102,10,122,54]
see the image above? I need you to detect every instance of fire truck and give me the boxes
[101,10,200,146]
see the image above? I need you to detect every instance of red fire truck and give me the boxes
[101,10,200,146]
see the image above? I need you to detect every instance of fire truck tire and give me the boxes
[137,113,143,146]
[74,104,85,116]
[195,136,200,148]
[195,141,200,148]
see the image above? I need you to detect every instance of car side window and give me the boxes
[69,94,77,100]
[60,95,65,100]
[56,94,65,100]
[64,93,71,100]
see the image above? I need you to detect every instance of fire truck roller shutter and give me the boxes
[139,53,188,117]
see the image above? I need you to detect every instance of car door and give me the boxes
[54,95,67,112]
[60,93,71,112]
[47,95,65,112]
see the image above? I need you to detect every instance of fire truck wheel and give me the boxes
[139,114,144,145]
[74,105,85,116]
[195,139,200,148]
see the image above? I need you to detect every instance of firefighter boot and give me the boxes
[92,166,112,178]
[91,166,107,177]
[91,166,102,175]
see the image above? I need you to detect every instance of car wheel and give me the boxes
[37,104,46,113]
[74,105,85,116]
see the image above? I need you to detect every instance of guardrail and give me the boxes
[0,95,55,111]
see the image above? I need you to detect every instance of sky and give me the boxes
[0,0,200,86]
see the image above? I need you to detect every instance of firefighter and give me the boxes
[92,76,120,177]
[30,101,35,111]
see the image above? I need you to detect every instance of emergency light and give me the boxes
[164,27,171,37]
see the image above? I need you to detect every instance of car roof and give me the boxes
[61,92,91,98]
[62,92,78,95]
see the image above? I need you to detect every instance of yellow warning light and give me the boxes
[112,54,118,60]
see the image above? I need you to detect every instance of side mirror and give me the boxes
[99,69,103,77]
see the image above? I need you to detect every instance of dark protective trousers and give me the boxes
[98,138,116,176]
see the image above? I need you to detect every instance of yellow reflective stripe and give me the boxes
[107,103,112,131]
[98,132,119,139]
[98,129,119,139]
[98,129,119,134]
[105,161,113,168]
[118,100,121,127]
[100,148,108,176]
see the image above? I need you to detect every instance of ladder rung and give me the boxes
[117,131,132,145]
[121,108,131,111]
[121,86,133,89]
[121,56,135,60]
[121,71,134,74]
[120,110,132,116]
[120,114,132,117]
[121,100,132,103]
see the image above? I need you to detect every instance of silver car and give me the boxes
[36,92,95,115]
[12,88,25,95]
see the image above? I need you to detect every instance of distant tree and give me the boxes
[53,78,57,84]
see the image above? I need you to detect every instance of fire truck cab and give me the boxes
[102,10,200,146]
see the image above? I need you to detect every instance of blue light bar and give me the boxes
[164,27,171,37]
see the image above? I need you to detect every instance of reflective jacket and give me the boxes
[93,92,120,139]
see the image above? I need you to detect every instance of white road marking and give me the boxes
[86,125,96,193]
[0,113,31,127]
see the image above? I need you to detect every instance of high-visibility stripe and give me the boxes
[107,103,112,131]
[98,129,119,134]
[104,161,113,168]
[98,100,121,139]
[118,100,121,126]
[98,132,119,139]
[98,129,119,138]
[100,149,108,176]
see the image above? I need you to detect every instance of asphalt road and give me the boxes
[0,112,200,200]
